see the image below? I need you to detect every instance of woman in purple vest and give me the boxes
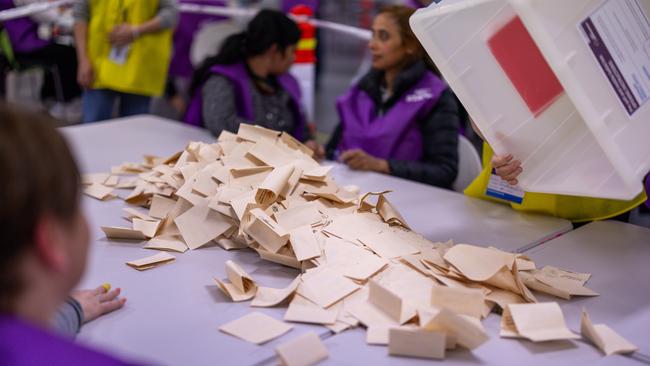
[185,9,319,150]
[0,104,140,366]
[325,5,459,188]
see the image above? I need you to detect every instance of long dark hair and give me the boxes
[190,9,301,95]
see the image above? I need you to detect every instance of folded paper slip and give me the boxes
[144,236,188,253]
[216,260,257,302]
[132,219,161,239]
[302,166,333,182]
[275,332,328,366]
[299,268,360,308]
[358,231,420,259]
[247,208,290,253]
[501,302,579,342]
[581,309,637,356]
[149,195,177,219]
[123,208,155,222]
[284,294,339,325]
[389,328,446,360]
[219,312,293,345]
[84,183,115,200]
[174,203,233,250]
[520,271,599,300]
[101,226,147,241]
[288,226,321,262]
[443,244,516,282]
[274,202,323,231]
[126,252,175,271]
[431,285,485,319]
[256,165,295,205]
[252,277,301,307]
[368,280,416,325]
[421,308,489,350]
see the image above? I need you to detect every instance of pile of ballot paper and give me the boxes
[87,124,637,361]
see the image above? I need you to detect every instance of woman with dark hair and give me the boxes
[186,9,321,152]
[325,5,459,188]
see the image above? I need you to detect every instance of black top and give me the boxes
[326,61,460,188]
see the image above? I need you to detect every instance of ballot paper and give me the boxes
[122,208,155,222]
[237,123,279,143]
[520,271,599,300]
[299,267,360,308]
[431,285,485,319]
[101,226,147,241]
[421,308,489,350]
[149,195,177,219]
[302,166,333,182]
[358,231,420,259]
[275,332,328,366]
[132,219,161,239]
[388,328,446,360]
[84,183,115,200]
[256,165,295,205]
[246,208,290,253]
[284,294,339,325]
[274,202,323,231]
[581,309,638,356]
[288,226,321,262]
[252,277,301,307]
[126,252,175,271]
[501,302,579,342]
[216,260,257,302]
[219,312,293,345]
[144,236,188,253]
[174,203,233,250]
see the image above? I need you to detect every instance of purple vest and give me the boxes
[184,62,307,141]
[168,0,226,79]
[0,0,51,53]
[0,315,142,366]
[336,71,446,161]
[282,0,319,13]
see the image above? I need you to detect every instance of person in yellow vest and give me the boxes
[73,0,178,122]
[465,122,647,224]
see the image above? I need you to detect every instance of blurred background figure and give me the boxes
[73,0,178,122]
[0,0,82,122]
[185,9,321,153]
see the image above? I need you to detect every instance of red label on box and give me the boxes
[488,16,564,117]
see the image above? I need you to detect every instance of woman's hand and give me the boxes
[77,58,94,89]
[71,285,126,324]
[304,140,325,160]
[340,149,389,174]
[109,24,138,47]
[492,154,522,185]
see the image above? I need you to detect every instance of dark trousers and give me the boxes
[15,43,81,102]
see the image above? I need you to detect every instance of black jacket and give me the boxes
[326,61,459,188]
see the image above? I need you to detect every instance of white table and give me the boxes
[525,220,650,357]
[312,220,650,366]
[63,116,326,366]
[60,115,574,365]
[329,164,572,252]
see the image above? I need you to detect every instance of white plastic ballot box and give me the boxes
[410,0,650,200]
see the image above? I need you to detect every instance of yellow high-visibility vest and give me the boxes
[87,0,172,96]
[464,143,646,223]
